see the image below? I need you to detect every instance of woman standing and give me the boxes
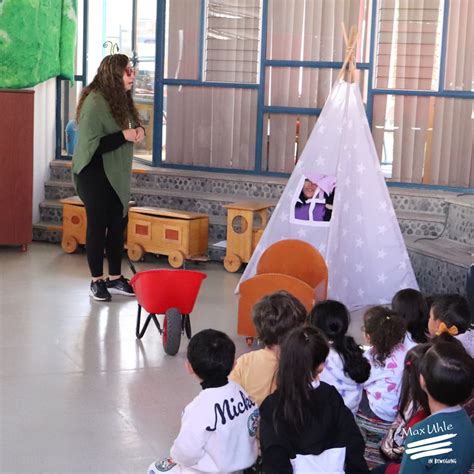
[72,54,145,301]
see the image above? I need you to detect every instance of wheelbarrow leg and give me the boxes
[136,305,162,339]
[135,305,143,338]
[183,314,192,339]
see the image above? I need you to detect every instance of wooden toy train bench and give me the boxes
[127,207,209,268]
[60,196,87,253]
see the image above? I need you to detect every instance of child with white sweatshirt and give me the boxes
[308,300,371,414]
[148,329,258,474]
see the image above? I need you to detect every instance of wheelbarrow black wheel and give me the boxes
[183,314,192,339]
[163,307,182,355]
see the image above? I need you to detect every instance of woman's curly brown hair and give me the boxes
[76,54,141,129]
[364,306,406,366]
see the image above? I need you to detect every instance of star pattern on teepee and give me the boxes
[324,81,418,307]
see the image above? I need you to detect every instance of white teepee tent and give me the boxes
[237,27,418,309]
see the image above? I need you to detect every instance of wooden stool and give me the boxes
[223,200,273,272]
[60,196,86,253]
[127,207,209,268]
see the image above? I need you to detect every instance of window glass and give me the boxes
[372,95,473,186]
[134,0,157,161]
[262,114,317,173]
[164,85,257,169]
[204,0,262,83]
[267,0,370,63]
[164,0,200,80]
[265,67,368,109]
[375,0,444,90]
[60,81,83,156]
[104,0,133,55]
[443,0,473,91]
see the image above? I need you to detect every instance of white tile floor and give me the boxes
[0,242,365,473]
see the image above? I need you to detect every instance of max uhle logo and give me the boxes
[405,433,457,460]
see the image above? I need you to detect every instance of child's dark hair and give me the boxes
[364,306,406,366]
[398,344,431,421]
[430,294,471,334]
[392,288,429,343]
[308,300,370,383]
[275,326,329,433]
[187,329,235,380]
[420,335,474,406]
[252,291,307,347]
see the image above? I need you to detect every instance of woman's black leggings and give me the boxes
[76,160,127,278]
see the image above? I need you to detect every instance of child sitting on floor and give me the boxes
[308,299,371,414]
[148,329,258,474]
[392,288,429,344]
[229,291,307,406]
[359,306,408,423]
[427,294,474,357]
[375,343,432,474]
[399,335,474,473]
[259,326,369,473]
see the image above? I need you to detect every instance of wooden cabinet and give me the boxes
[0,90,34,250]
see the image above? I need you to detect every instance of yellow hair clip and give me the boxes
[435,322,459,336]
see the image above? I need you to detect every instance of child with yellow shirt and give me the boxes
[229,291,307,406]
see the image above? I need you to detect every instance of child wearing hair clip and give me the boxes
[428,294,474,423]
[427,294,474,357]
[399,337,474,473]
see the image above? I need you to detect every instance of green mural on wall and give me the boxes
[0,0,77,89]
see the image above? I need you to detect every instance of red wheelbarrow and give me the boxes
[130,269,207,355]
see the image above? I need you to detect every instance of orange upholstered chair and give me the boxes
[238,239,328,340]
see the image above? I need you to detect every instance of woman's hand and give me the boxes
[123,128,137,142]
[134,126,146,143]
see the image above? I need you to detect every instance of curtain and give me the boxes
[166,86,257,169]
[265,0,370,173]
[372,0,473,186]
[375,0,443,90]
[165,0,259,168]
[426,98,473,186]
[166,0,200,80]
[373,95,473,187]
[444,0,473,91]
[205,0,261,83]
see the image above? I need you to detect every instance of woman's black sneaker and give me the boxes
[90,279,112,301]
[106,276,135,296]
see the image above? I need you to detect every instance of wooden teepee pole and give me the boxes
[337,24,358,83]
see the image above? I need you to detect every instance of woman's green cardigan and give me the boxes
[72,92,134,217]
